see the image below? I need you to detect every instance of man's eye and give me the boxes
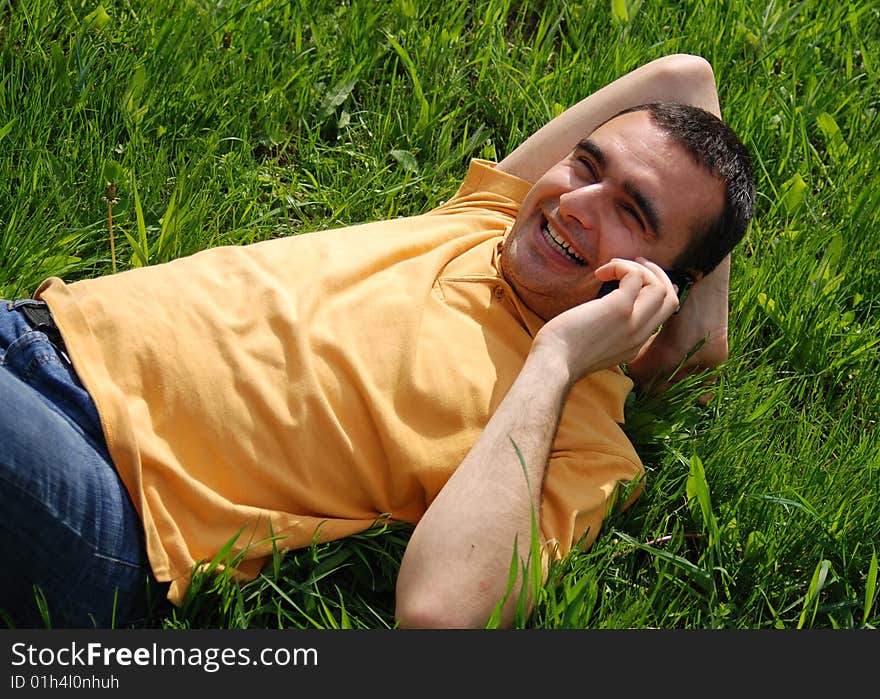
[578,158,596,178]
[622,205,646,232]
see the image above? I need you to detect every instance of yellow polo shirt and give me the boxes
[37,160,643,605]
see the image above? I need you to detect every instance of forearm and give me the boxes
[497,53,720,183]
[395,347,572,629]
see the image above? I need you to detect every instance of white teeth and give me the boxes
[542,222,586,265]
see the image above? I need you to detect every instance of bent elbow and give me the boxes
[655,53,720,117]
[662,53,716,88]
[661,53,715,77]
[395,589,498,630]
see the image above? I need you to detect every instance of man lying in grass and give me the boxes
[0,53,753,629]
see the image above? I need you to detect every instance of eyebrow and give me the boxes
[575,138,662,237]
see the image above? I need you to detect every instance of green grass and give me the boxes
[2,0,878,629]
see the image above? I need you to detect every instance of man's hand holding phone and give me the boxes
[532,257,681,384]
[597,268,694,313]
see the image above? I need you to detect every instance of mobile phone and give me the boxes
[597,269,694,313]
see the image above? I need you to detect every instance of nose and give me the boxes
[557,184,612,261]
[558,184,608,232]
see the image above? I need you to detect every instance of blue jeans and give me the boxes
[0,299,161,628]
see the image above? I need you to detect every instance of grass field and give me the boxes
[1,0,878,629]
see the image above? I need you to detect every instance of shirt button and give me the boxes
[494,286,504,300]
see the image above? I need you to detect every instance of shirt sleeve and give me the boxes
[539,451,645,559]
[430,159,533,218]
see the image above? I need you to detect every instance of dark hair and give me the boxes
[612,102,755,275]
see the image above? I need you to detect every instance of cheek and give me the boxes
[518,183,544,215]
[595,227,636,264]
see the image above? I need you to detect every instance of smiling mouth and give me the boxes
[541,220,586,266]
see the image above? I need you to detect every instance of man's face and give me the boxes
[500,110,724,321]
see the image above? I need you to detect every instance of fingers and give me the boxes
[595,257,680,322]
[636,258,680,309]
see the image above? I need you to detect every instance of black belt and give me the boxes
[19,302,68,354]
